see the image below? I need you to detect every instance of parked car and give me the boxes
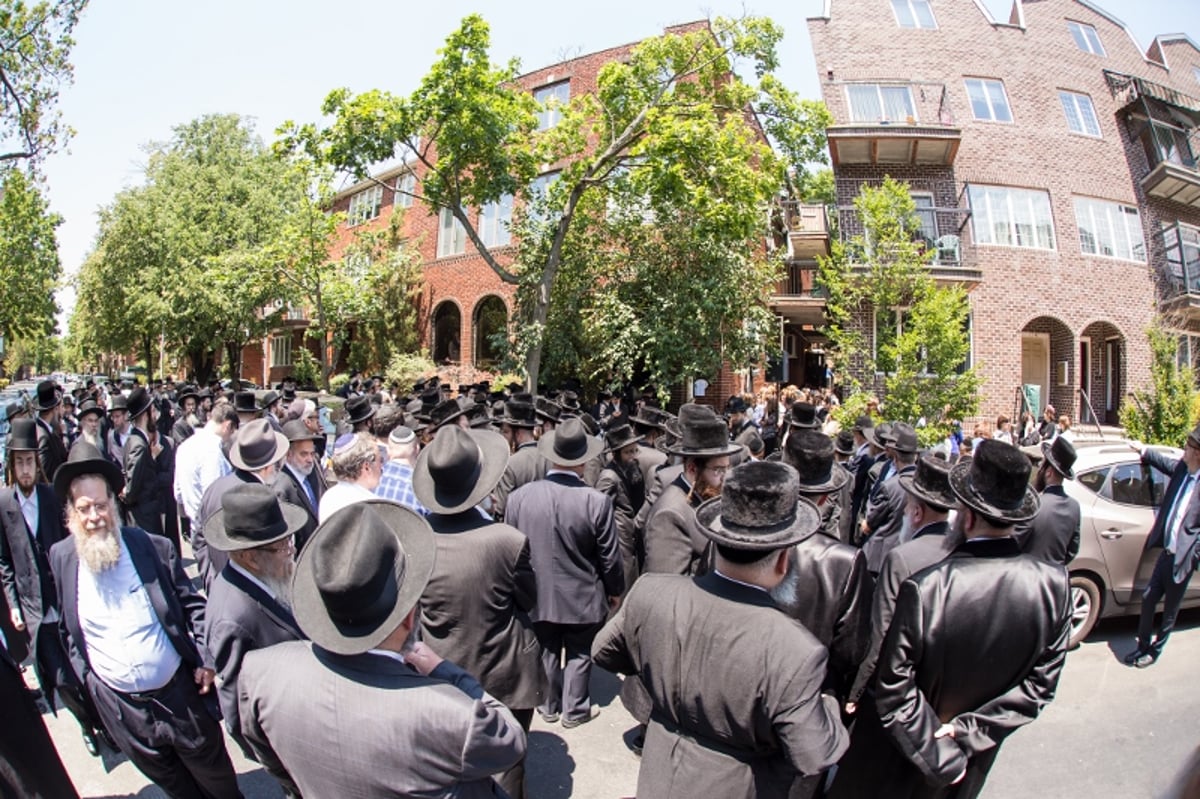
[1037,440,1199,647]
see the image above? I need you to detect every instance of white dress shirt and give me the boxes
[1166,471,1198,554]
[76,536,181,692]
[318,481,382,524]
[17,487,38,538]
[173,426,233,525]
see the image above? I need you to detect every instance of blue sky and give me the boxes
[43,0,1200,326]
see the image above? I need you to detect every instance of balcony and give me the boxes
[769,262,828,327]
[1142,159,1200,210]
[835,203,983,288]
[826,81,961,167]
[1105,70,1200,209]
[779,200,831,260]
[1161,222,1200,322]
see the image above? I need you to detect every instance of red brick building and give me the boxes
[802,0,1200,428]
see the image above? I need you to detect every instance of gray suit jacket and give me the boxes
[492,442,545,519]
[0,485,68,649]
[239,641,525,798]
[1018,485,1081,566]
[594,572,848,799]
[1141,449,1200,584]
[863,464,916,573]
[644,474,710,577]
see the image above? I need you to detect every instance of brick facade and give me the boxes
[809,0,1200,429]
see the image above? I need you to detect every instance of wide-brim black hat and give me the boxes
[949,438,1039,523]
[834,431,855,456]
[785,430,850,494]
[343,395,376,426]
[34,379,60,411]
[176,387,199,404]
[786,401,821,430]
[863,421,894,449]
[604,424,643,453]
[538,418,605,467]
[292,501,435,656]
[126,386,154,419]
[204,484,309,552]
[1041,436,1076,480]
[631,406,672,431]
[534,396,562,424]
[500,398,538,429]
[234,391,262,414]
[898,453,957,511]
[52,442,125,504]
[668,403,741,458]
[6,418,37,451]
[696,461,820,551]
[429,397,470,429]
[413,427,510,514]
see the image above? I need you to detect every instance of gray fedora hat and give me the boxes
[203,483,308,552]
[230,418,290,472]
[413,426,509,514]
[281,419,322,443]
[886,422,919,454]
[668,403,741,458]
[949,438,1039,523]
[538,417,604,467]
[898,454,956,511]
[291,501,435,655]
[784,430,850,495]
[696,461,820,551]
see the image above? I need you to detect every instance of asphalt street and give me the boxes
[30,575,1200,799]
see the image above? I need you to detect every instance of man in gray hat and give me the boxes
[1018,436,1080,567]
[594,460,848,798]
[828,439,1069,799]
[861,422,919,575]
[238,501,526,798]
[506,418,624,728]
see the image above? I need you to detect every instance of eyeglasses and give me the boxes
[703,465,730,477]
[73,501,111,518]
[258,539,294,554]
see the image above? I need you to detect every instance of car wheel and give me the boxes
[1068,574,1102,649]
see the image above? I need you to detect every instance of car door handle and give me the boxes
[1101,529,1123,540]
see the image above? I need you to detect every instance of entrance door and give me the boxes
[1021,334,1050,416]
[1079,339,1093,423]
[1105,338,1121,424]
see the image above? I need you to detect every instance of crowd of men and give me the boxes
[0,373,1197,799]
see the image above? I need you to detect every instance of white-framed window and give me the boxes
[1163,222,1200,291]
[1059,91,1101,137]
[437,208,468,257]
[891,0,936,29]
[874,306,972,374]
[1073,197,1145,261]
[395,173,415,208]
[479,193,513,248]
[1067,21,1105,55]
[968,185,1056,250]
[534,81,570,130]
[1142,120,1196,168]
[526,172,561,225]
[270,335,292,368]
[344,252,370,284]
[964,78,1012,123]
[347,185,383,226]
[846,84,916,123]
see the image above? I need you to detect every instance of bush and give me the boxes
[1121,322,1199,445]
[328,372,351,395]
[291,346,320,388]
[385,351,439,392]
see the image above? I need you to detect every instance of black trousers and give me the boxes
[495,707,534,799]
[34,623,105,738]
[535,621,602,722]
[0,657,78,799]
[1137,549,1195,655]
[87,668,242,799]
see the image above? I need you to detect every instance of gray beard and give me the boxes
[75,527,122,573]
[767,552,801,611]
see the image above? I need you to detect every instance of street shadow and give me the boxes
[1090,605,1200,664]
[92,767,283,798]
[589,667,622,707]
[525,730,575,799]
[620,724,644,757]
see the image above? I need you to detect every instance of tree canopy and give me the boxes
[0,167,60,345]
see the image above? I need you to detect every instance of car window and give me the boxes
[1108,462,1153,507]
[1147,461,1172,507]
[1077,467,1109,496]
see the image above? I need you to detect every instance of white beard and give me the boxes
[74,526,121,573]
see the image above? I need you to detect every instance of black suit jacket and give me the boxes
[273,464,321,554]
[122,427,162,535]
[1018,485,1081,566]
[206,564,304,747]
[1141,449,1200,583]
[49,525,218,717]
[196,470,259,588]
[0,485,68,648]
[35,417,67,484]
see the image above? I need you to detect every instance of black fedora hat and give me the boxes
[292,501,435,656]
[784,430,850,494]
[1041,436,1076,480]
[631,406,673,431]
[949,438,1039,523]
[343,395,376,426]
[282,419,322,443]
[6,418,37,452]
[500,396,538,429]
[786,402,821,431]
[887,422,919,454]
[281,386,297,402]
[863,421,894,450]
[429,397,470,430]
[4,400,27,423]
[463,402,493,429]
[33,379,60,411]
[412,426,510,514]
[52,442,125,504]
[538,417,604,467]
[229,419,290,472]
[852,414,875,434]
[668,404,740,458]
[558,390,582,416]
[898,454,956,511]
[261,391,281,410]
[176,386,199,404]
[604,423,643,453]
[534,396,562,424]
[834,430,855,456]
[696,461,820,551]
[204,484,308,552]
[234,390,262,415]
[126,386,155,419]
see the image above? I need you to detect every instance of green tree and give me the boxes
[0,0,87,167]
[1121,322,1199,445]
[0,167,61,352]
[285,14,829,390]
[819,177,979,443]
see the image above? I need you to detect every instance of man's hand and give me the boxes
[194,667,216,694]
[934,723,955,739]
[1128,440,1144,456]
[607,596,621,611]
[9,608,24,632]
[404,642,444,676]
[844,701,857,715]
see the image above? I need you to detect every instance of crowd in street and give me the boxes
[1,373,1197,799]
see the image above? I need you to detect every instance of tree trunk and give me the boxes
[225,341,243,385]
[141,335,154,379]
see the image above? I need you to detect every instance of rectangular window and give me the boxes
[846,84,916,123]
[526,172,561,225]
[479,193,513,248]
[968,185,1056,250]
[269,336,292,368]
[1194,66,1200,87]
[437,208,468,257]
[1059,91,1101,137]
[347,185,383,226]
[395,173,415,208]
[891,0,937,29]
[912,193,938,243]
[1067,21,1105,55]
[534,81,570,130]
[1164,222,1200,292]
[964,78,1012,122]
[1142,121,1196,168]
[1073,197,1145,261]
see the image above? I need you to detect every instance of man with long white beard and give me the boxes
[273,420,324,554]
[74,399,106,451]
[48,443,243,799]
[203,484,307,758]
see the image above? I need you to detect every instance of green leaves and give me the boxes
[1121,322,1199,445]
[0,167,60,341]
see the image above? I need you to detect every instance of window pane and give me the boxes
[1032,192,1055,249]
[1077,95,1100,136]
[985,81,1012,122]
[848,85,882,122]
[965,80,990,120]
[913,0,936,29]
[1109,462,1153,507]
[1067,22,1089,52]
[881,86,915,121]
[1084,25,1105,55]
[1077,467,1110,496]
[1059,92,1082,133]
[891,0,915,27]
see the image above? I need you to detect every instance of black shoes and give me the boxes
[1134,652,1157,668]
[539,711,561,724]
[81,729,100,757]
[562,707,600,729]
[1123,648,1144,665]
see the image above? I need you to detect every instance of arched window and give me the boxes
[432,301,461,364]
[473,296,508,366]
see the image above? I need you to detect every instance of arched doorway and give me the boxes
[473,296,508,368]
[432,301,461,364]
[1020,316,1074,425]
[1080,321,1125,425]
